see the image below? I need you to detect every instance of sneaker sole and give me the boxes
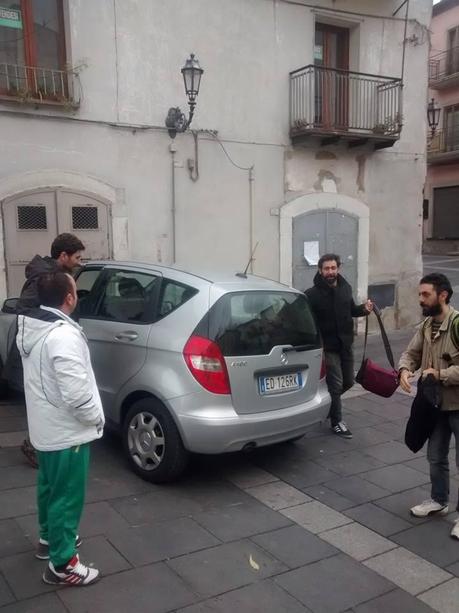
[42,573,100,586]
[410,506,449,518]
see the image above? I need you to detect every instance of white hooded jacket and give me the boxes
[17,306,104,451]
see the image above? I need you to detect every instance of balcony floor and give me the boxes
[290,127,399,150]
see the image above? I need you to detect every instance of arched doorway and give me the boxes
[280,192,369,301]
[292,209,358,292]
[2,189,112,296]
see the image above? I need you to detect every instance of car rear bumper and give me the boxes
[170,385,331,454]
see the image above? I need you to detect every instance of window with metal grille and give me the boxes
[17,205,47,230]
[72,206,99,230]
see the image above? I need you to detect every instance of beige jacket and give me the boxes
[398,307,459,411]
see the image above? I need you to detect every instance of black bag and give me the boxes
[404,374,442,453]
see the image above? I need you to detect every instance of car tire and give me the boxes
[123,398,189,483]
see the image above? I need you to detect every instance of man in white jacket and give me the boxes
[17,271,104,587]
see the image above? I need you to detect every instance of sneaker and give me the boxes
[410,499,449,518]
[42,554,99,586]
[451,519,459,540]
[332,421,353,439]
[36,535,82,560]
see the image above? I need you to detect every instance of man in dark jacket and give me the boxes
[306,253,372,438]
[3,233,85,467]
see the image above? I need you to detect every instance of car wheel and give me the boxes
[123,398,189,483]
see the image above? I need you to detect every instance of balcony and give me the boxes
[0,63,81,109]
[290,65,402,150]
[429,48,459,90]
[428,129,459,165]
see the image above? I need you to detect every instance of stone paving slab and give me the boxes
[58,563,198,613]
[301,484,356,511]
[343,502,413,536]
[319,521,397,561]
[280,500,353,534]
[105,516,220,566]
[324,474,392,505]
[352,588,437,613]
[418,578,459,613]
[245,480,312,510]
[176,579,311,613]
[250,525,338,569]
[391,520,459,568]
[192,498,292,542]
[0,593,67,613]
[167,540,287,598]
[275,553,394,613]
[360,464,429,493]
[364,548,452,596]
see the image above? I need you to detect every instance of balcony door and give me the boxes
[314,23,349,130]
[447,26,459,77]
[445,105,459,152]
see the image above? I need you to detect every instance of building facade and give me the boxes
[0,0,431,328]
[425,0,459,255]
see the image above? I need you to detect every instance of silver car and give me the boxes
[1,262,330,482]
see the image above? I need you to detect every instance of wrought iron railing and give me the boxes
[429,47,459,84]
[290,65,402,137]
[0,63,80,107]
[428,128,459,156]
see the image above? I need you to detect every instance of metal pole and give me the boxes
[249,166,255,273]
[169,142,177,264]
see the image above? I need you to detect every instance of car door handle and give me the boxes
[115,331,138,341]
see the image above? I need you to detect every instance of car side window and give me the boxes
[96,270,161,323]
[74,268,103,317]
[157,279,198,319]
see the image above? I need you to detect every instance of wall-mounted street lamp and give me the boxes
[165,54,204,139]
[427,98,441,139]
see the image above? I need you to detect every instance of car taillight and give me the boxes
[320,355,327,379]
[183,335,231,395]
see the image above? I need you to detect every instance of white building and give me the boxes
[0,0,431,328]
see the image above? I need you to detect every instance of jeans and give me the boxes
[324,347,355,427]
[427,410,459,510]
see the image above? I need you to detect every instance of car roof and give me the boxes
[84,260,299,293]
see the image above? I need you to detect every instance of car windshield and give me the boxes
[195,291,320,356]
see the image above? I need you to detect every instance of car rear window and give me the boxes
[194,291,320,356]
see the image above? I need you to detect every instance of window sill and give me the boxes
[0,93,79,110]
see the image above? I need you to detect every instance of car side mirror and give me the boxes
[2,298,18,314]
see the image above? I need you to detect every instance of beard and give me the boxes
[324,275,337,285]
[421,302,442,317]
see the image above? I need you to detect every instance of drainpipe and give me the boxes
[249,166,255,273]
[169,141,177,264]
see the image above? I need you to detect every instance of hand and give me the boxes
[364,299,374,313]
[422,368,440,380]
[399,369,414,393]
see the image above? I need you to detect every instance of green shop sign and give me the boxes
[0,6,22,29]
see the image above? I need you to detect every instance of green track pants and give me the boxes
[37,444,90,567]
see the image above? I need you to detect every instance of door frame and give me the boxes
[314,22,350,130]
[279,192,369,302]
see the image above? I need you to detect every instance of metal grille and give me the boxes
[72,206,99,230]
[17,205,47,230]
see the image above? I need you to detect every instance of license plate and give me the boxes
[259,372,302,395]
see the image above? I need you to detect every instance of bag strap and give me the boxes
[361,305,396,370]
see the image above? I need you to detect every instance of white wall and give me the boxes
[0,0,432,327]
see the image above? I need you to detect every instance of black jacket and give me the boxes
[16,255,59,314]
[405,375,441,453]
[305,272,367,351]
